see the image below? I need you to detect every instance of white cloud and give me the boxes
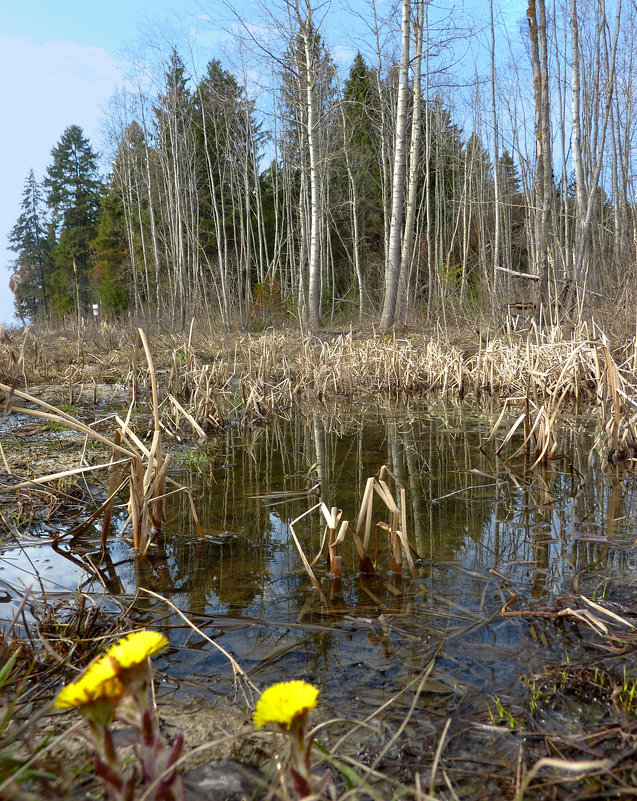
[0,36,124,324]
[332,44,357,67]
[0,37,123,158]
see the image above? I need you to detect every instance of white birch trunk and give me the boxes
[398,0,425,319]
[380,0,410,331]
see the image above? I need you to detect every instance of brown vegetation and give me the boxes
[2,317,637,800]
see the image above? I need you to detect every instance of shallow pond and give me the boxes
[3,403,637,760]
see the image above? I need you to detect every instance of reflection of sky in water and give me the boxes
[0,544,90,595]
[0,542,98,626]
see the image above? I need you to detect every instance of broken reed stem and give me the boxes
[284,467,420,587]
[0,330,192,556]
[319,466,421,581]
[289,502,324,590]
[121,329,168,553]
[101,429,123,548]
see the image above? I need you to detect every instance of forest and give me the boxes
[7,0,633,333]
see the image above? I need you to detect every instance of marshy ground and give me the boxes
[2,317,637,800]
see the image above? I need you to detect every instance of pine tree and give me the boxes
[497,150,522,195]
[497,150,527,273]
[106,120,154,312]
[8,170,51,320]
[44,125,103,316]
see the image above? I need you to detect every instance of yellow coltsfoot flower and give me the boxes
[54,628,183,801]
[54,630,168,709]
[105,630,169,671]
[253,680,319,730]
[54,656,124,709]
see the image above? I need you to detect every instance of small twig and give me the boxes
[137,587,258,704]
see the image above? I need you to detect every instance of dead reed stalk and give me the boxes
[0,329,184,555]
[288,465,421,586]
[483,324,637,466]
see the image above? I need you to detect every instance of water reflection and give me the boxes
[94,408,630,708]
[4,405,637,725]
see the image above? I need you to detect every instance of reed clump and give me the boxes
[470,322,605,400]
[156,325,637,469]
[474,322,637,465]
[286,464,422,589]
[158,331,467,434]
[2,319,635,409]
[161,324,632,420]
[4,321,637,465]
[0,329,199,555]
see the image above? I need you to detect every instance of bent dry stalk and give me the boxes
[288,464,421,589]
[0,327,203,555]
[0,378,165,555]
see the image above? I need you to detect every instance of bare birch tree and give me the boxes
[527,0,552,311]
[380,0,411,331]
[398,0,425,320]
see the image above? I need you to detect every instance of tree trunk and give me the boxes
[398,0,425,320]
[527,0,551,313]
[380,0,410,331]
[298,4,322,329]
[490,0,501,298]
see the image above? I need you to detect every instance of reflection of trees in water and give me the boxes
[146,408,633,620]
[570,467,637,574]
[306,409,494,571]
[481,416,636,596]
[155,408,500,615]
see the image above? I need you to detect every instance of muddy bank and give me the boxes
[2,324,637,800]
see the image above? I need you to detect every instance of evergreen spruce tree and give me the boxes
[341,53,383,256]
[92,182,130,315]
[327,52,383,309]
[193,59,260,263]
[497,150,527,272]
[497,150,522,195]
[105,120,152,312]
[8,170,51,320]
[44,125,103,316]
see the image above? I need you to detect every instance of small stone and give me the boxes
[183,759,264,801]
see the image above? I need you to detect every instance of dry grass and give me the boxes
[156,323,637,467]
[0,328,203,555]
[1,317,635,408]
[3,319,637,531]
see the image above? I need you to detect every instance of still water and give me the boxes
[4,403,637,730]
